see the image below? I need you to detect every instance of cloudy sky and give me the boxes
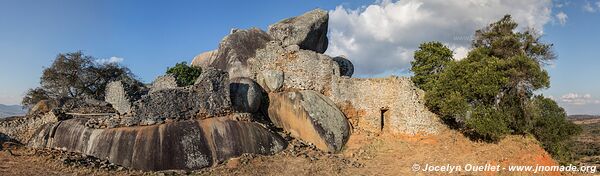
[0,0,598,115]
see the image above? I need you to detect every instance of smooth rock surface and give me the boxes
[229,77,263,113]
[268,90,349,153]
[210,28,272,78]
[268,9,329,53]
[191,50,218,69]
[28,117,287,171]
[332,56,354,77]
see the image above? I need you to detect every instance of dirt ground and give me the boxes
[0,127,595,176]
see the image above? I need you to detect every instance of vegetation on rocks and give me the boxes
[411,15,581,163]
[166,62,202,86]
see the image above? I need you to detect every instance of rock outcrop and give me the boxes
[29,117,286,171]
[229,77,263,113]
[191,50,218,69]
[268,9,329,53]
[0,8,447,173]
[268,90,349,153]
[210,28,272,78]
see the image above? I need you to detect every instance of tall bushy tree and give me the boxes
[414,15,580,162]
[22,52,141,107]
[411,42,453,92]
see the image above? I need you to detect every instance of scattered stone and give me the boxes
[230,77,263,113]
[268,9,329,53]
[268,90,350,153]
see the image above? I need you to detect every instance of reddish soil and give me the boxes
[1,127,592,176]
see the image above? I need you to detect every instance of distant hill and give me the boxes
[0,104,27,118]
[568,114,600,120]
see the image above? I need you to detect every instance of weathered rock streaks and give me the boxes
[29,117,286,171]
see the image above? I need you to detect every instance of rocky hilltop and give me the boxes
[0,9,441,171]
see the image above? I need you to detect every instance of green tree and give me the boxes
[166,62,202,86]
[411,42,453,91]
[415,15,580,162]
[529,95,582,164]
[23,51,141,107]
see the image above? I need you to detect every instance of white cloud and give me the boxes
[583,1,596,12]
[96,56,124,64]
[327,0,554,77]
[560,93,600,105]
[555,12,568,26]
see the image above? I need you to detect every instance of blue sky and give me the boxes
[0,0,598,115]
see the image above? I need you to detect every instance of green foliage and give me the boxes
[166,62,202,86]
[465,105,511,142]
[411,42,453,91]
[23,51,141,107]
[529,95,582,164]
[414,15,580,162]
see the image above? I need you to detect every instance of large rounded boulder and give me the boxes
[268,9,329,53]
[191,49,218,69]
[333,56,354,77]
[268,90,350,153]
[229,77,263,113]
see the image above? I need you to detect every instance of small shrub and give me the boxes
[166,62,202,86]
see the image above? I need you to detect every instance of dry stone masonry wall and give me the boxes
[0,110,68,143]
[329,77,441,135]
